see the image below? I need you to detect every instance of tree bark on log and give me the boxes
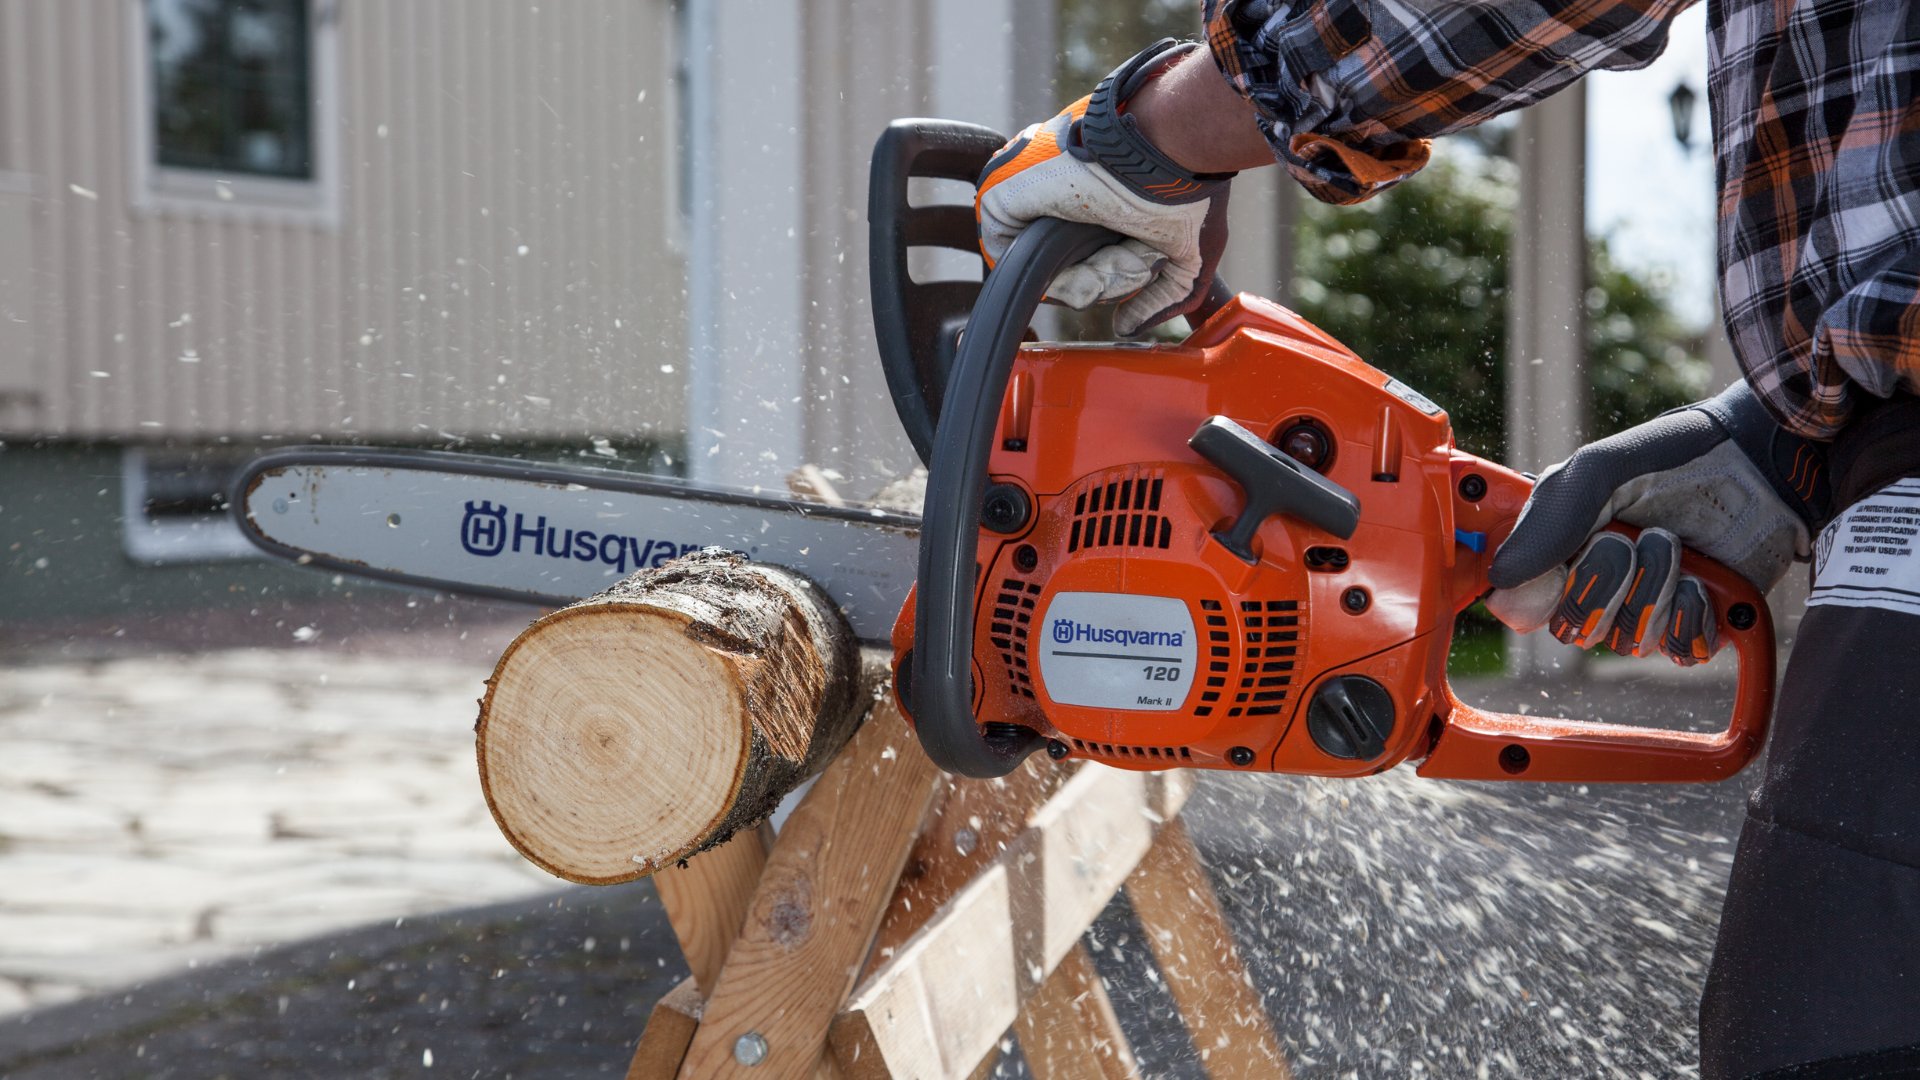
[476,549,870,885]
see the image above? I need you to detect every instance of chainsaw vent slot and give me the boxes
[1190,597,1238,716]
[1067,470,1171,552]
[1072,740,1191,762]
[992,576,1044,700]
[1232,599,1302,718]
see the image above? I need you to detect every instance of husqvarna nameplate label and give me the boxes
[1037,592,1197,711]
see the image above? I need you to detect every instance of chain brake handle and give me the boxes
[868,119,1233,468]
[1421,461,1777,783]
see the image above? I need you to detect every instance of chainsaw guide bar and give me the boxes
[231,448,919,642]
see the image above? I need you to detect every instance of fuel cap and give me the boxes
[1306,675,1395,761]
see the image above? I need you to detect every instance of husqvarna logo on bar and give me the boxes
[458,499,702,572]
[462,501,508,556]
[1048,619,1185,648]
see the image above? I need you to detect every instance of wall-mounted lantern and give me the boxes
[1669,81,1697,151]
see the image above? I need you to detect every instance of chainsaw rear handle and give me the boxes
[1422,464,1778,783]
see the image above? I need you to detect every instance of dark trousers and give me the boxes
[1699,600,1920,1077]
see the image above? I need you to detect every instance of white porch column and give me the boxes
[687,0,806,489]
[929,0,1017,131]
[1219,166,1290,305]
[694,0,1058,497]
[1505,87,1590,678]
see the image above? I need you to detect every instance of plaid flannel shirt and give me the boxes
[1204,0,1920,441]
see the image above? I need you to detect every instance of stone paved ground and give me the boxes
[0,603,1760,1079]
[0,599,551,1015]
[0,881,690,1080]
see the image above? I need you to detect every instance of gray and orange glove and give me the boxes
[1485,381,1829,665]
[976,39,1235,336]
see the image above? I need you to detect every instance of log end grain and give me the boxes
[477,549,864,885]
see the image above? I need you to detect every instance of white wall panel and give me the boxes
[0,0,685,443]
[0,172,32,398]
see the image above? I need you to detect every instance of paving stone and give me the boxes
[0,648,559,1018]
[0,882,682,1080]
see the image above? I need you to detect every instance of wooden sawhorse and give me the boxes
[624,695,1293,1080]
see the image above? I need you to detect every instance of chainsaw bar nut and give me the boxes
[1014,543,1040,572]
[1342,587,1370,614]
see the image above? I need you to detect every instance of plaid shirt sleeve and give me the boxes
[1714,0,1920,440]
[1202,0,1692,205]
[1210,0,1920,440]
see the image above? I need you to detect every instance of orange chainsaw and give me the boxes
[870,119,1775,783]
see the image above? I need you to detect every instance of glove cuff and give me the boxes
[1694,380,1833,530]
[1071,38,1236,205]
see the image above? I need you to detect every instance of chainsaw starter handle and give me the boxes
[913,216,1122,778]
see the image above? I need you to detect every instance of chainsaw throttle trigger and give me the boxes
[1189,416,1361,563]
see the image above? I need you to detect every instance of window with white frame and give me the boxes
[133,0,339,223]
[151,0,313,178]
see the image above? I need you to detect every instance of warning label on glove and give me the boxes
[1809,478,1920,615]
[1036,592,1197,711]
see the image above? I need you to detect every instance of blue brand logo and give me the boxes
[456,500,706,572]
[461,501,508,556]
[1048,620,1184,649]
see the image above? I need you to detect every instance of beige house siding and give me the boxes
[0,0,685,442]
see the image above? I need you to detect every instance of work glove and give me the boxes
[975,39,1235,337]
[1485,381,1829,665]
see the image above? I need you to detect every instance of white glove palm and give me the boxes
[974,40,1234,337]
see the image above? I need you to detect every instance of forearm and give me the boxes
[1196,0,1695,203]
[1128,51,1276,175]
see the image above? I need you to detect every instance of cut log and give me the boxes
[477,549,871,885]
